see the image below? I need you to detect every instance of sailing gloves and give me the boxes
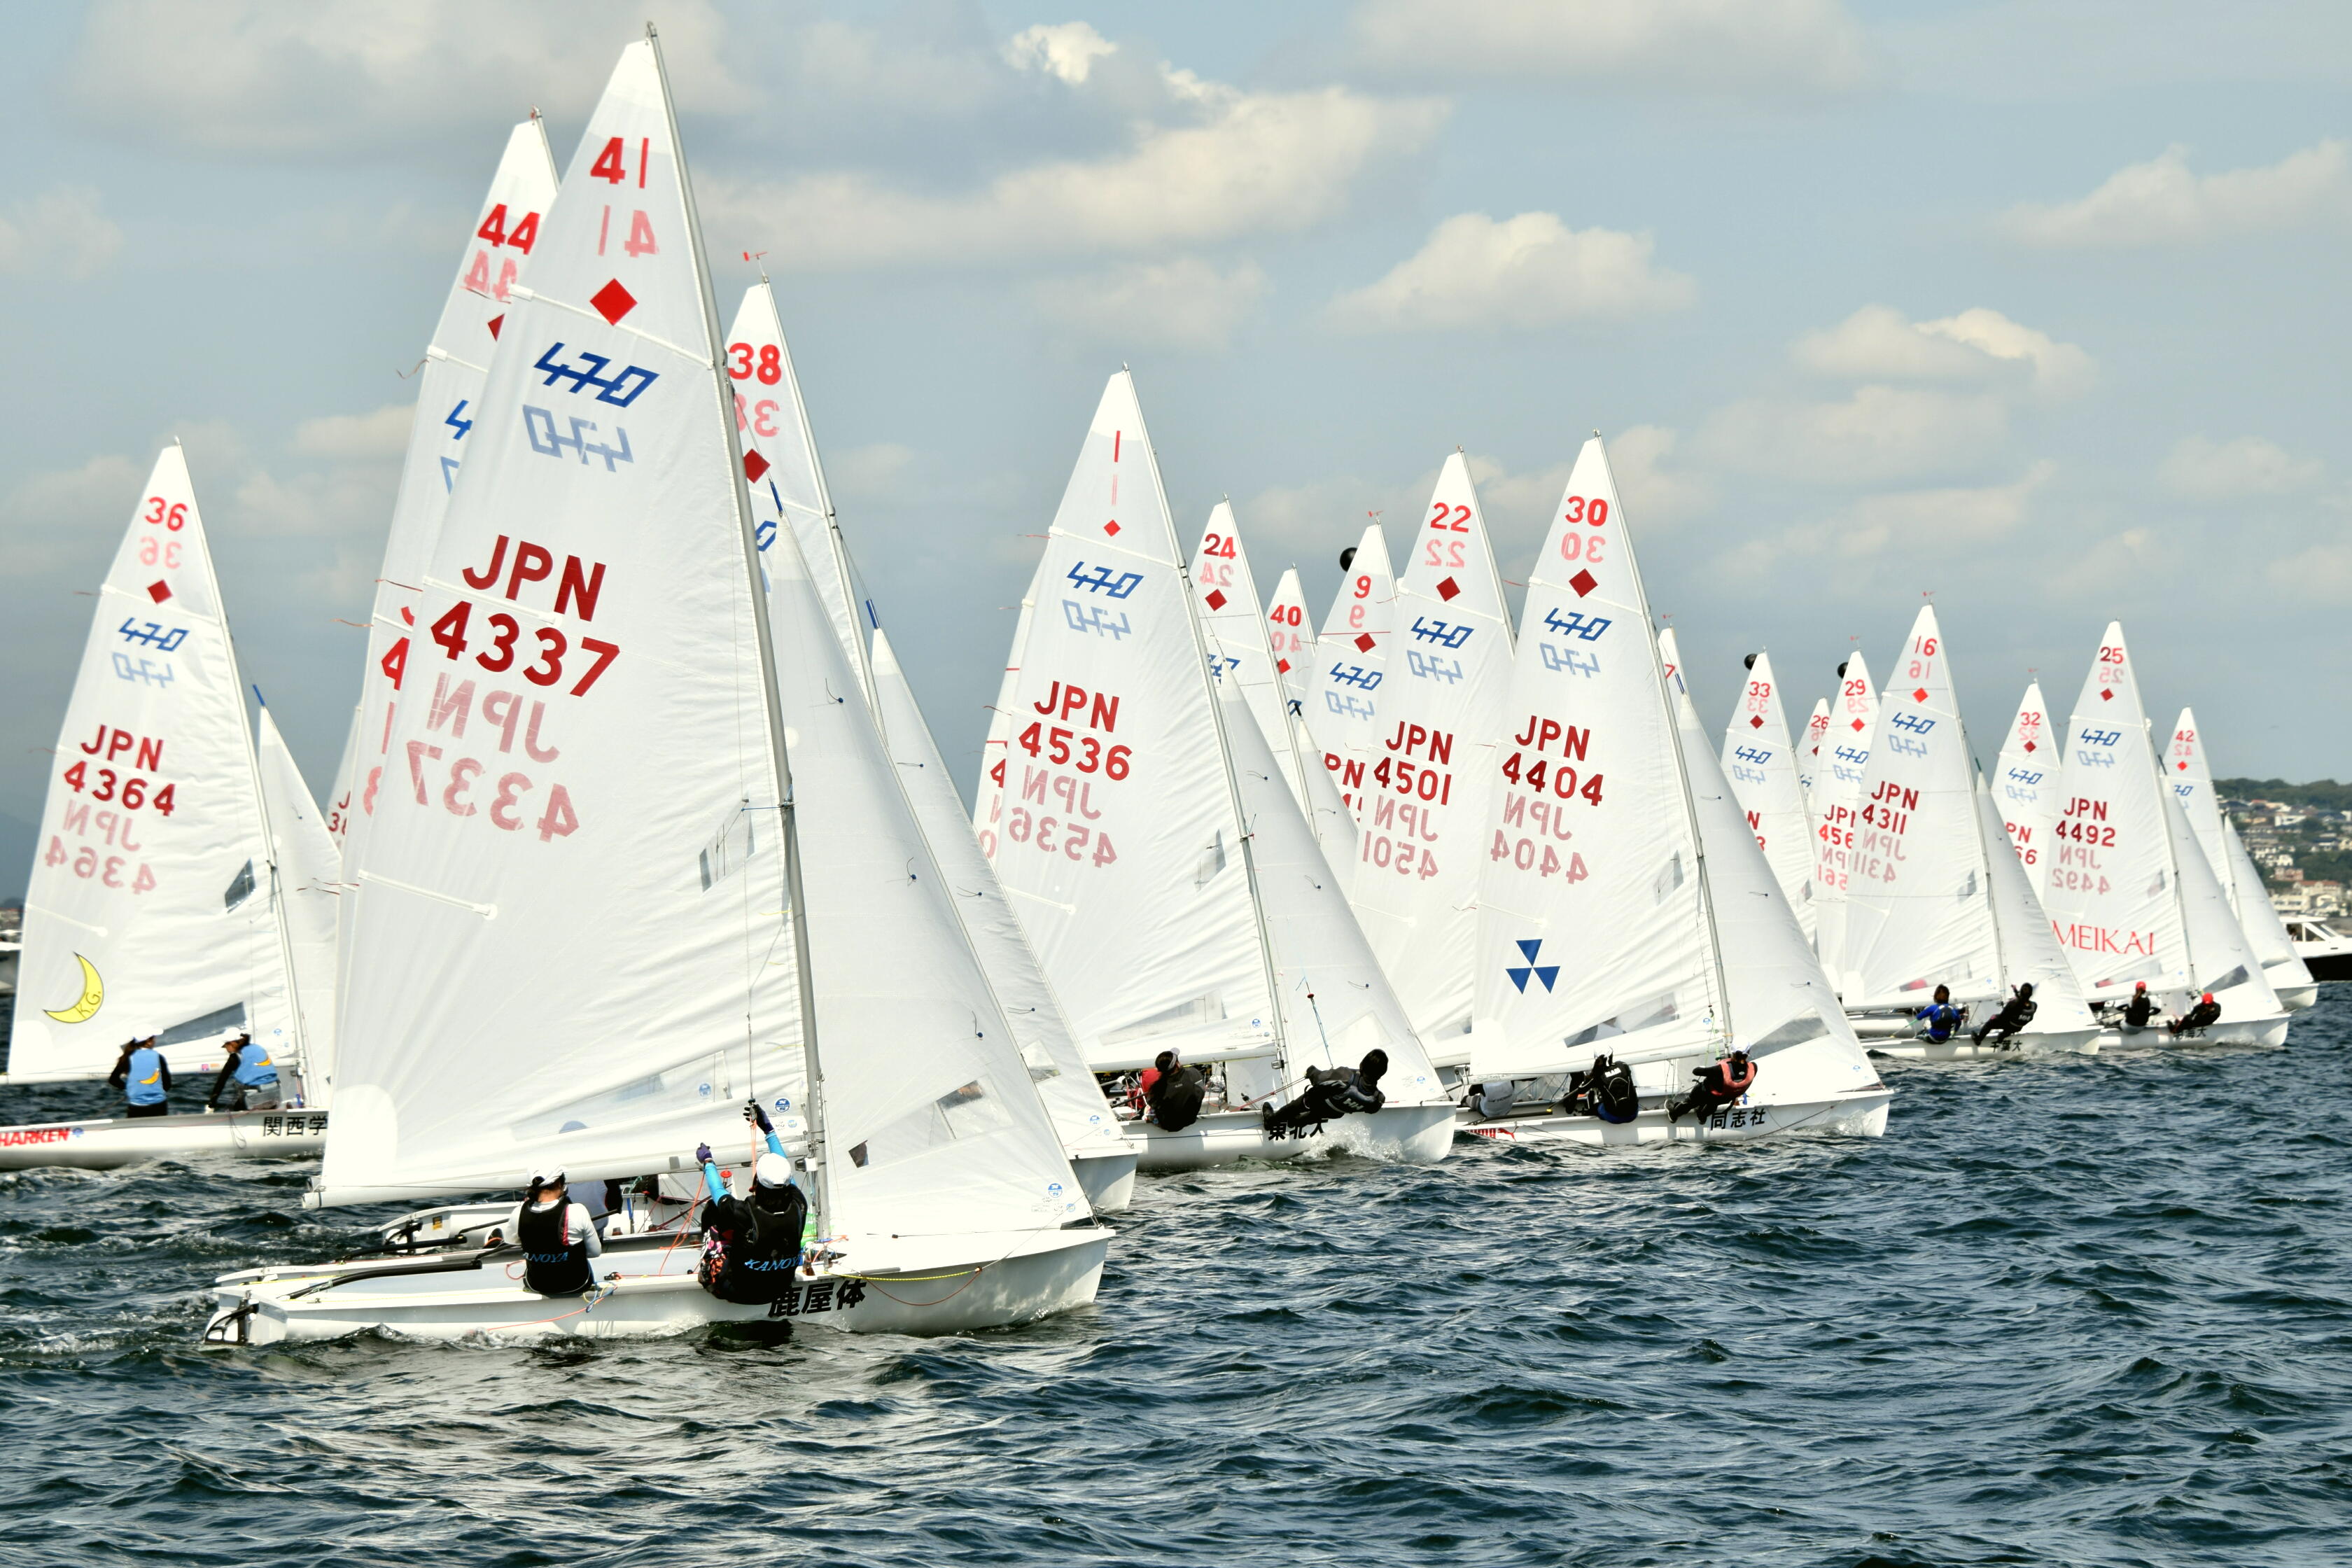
[744,1099,774,1134]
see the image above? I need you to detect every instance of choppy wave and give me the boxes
[1,994,2347,1565]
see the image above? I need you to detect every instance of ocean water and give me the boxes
[1,991,2346,1568]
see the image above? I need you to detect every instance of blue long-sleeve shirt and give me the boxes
[701,1128,788,1203]
[1915,1002,1961,1042]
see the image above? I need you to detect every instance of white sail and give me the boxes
[1994,680,2059,899]
[324,701,360,856]
[2166,708,2313,996]
[869,629,1126,1170]
[1830,607,2005,1005]
[1795,696,1830,817]
[318,43,790,1203]
[2164,783,2283,1021]
[766,533,1086,1239]
[1266,566,1317,713]
[254,702,341,1094]
[337,119,560,988]
[1308,523,1397,819]
[1810,651,1881,967]
[1349,454,1516,1050]
[2043,624,2189,1002]
[980,373,1274,1069]
[1469,440,1721,1079]
[1719,650,1816,940]
[1186,504,1349,850]
[1975,777,2099,1036]
[9,447,302,1085]
[971,594,1032,851]
[1218,673,1447,1111]
[725,281,872,699]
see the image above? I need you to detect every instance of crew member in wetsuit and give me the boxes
[1914,985,1963,1044]
[1668,1049,1758,1124]
[107,1037,171,1119]
[2166,991,2222,1037]
[204,1032,281,1112]
[510,1170,604,1296]
[1263,1049,1387,1135]
[1556,1055,1635,1121]
[1145,1050,1208,1133]
[2120,981,2157,1029]
[1970,983,2037,1046]
[694,1101,809,1305]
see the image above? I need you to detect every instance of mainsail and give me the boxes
[1994,681,2058,900]
[10,446,305,1085]
[1810,650,1880,967]
[2164,708,2314,998]
[1349,454,1516,1049]
[1718,650,1816,940]
[1309,522,1396,819]
[1796,696,1830,816]
[254,701,341,1093]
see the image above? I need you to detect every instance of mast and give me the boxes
[651,26,829,1228]
[188,439,314,1085]
[1608,440,1734,1046]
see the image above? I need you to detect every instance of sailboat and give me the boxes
[1185,504,1356,856]
[2043,624,2289,1046]
[727,279,1136,1210]
[1796,696,1831,817]
[979,372,1453,1170]
[1,446,328,1169]
[1809,651,1880,965]
[1993,681,2057,902]
[1822,607,2100,1058]
[2164,710,2318,1011]
[1307,522,1397,819]
[204,36,1107,1343]
[1464,439,1889,1144]
[1348,455,1515,1068]
[1718,650,1816,941]
[1265,566,1317,712]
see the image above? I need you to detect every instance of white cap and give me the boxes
[754,1151,793,1189]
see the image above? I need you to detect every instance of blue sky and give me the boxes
[2,1,2348,892]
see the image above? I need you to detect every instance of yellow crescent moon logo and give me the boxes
[44,953,104,1025]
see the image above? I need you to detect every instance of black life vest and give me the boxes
[1595,1065,1638,1123]
[518,1200,592,1296]
[1150,1064,1208,1133]
[2008,996,2038,1028]
[699,1188,809,1305]
[2122,993,2155,1026]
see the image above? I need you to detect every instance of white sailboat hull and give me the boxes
[2267,963,2318,1013]
[1126,1102,1455,1171]
[204,1224,1109,1345]
[1070,1148,1138,1211]
[1462,1088,1891,1147]
[2097,1012,2291,1050]
[1868,1028,2101,1061]
[0,1108,326,1170]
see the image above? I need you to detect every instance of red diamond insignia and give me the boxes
[2099,688,2113,701]
[743,449,770,483]
[1749,715,1765,729]
[1205,589,1227,611]
[1276,658,1291,673]
[589,279,636,325]
[147,580,172,603]
[1103,521,1119,537]
[1569,568,1597,597]
[1354,633,1377,652]
[486,314,504,340]
[1912,687,1928,703]
[2177,761,2188,771]
[1437,577,1461,601]
[2023,741,2036,752]
[1851,718,1865,732]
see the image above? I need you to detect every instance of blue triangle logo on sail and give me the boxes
[1507,939,1559,993]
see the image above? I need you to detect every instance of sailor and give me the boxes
[1558,1054,1630,1119]
[1464,1079,1516,1121]
[694,1100,809,1306]
[107,1037,172,1119]
[1144,1050,1208,1133]
[1668,1049,1758,1124]
[1970,983,2038,1046]
[2120,981,2157,1029]
[510,1171,604,1296]
[204,1032,281,1112]
[1263,1049,1388,1135]
[1914,985,1963,1044]
[2166,991,2222,1037]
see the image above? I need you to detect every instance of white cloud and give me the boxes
[2001,139,2352,247]
[829,442,919,503]
[1720,463,2054,575]
[1041,257,1269,350]
[65,0,747,158]
[1350,0,1872,93]
[2158,434,2326,500]
[1698,385,2011,486]
[1463,426,1711,538]
[0,186,124,280]
[710,75,1445,270]
[2267,540,2352,603]
[1324,211,1695,333]
[293,402,414,460]
[1003,22,1117,85]
[0,453,146,574]
[1793,304,2093,396]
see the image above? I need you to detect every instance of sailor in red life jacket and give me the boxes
[1668,1049,1758,1124]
